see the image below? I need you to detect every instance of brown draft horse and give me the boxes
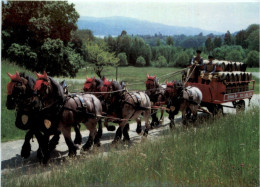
[165,80,202,127]
[145,74,165,127]
[5,72,67,162]
[100,78,151,142]
[83,76,116,131]
[34,71,103,158]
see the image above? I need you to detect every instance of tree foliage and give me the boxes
[2,1,82,77]
[86,44,119,78]
[245,50,259,67]
[136,56,146,67]
[118,52,128,66]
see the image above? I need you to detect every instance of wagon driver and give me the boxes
[202,55,216,84]
[189,50,204,82]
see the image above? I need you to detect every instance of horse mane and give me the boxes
[154,77,160,88]
[48,76,65,102]
[111,81,123,91]
[95,78,104,88]
[19,72,36,93]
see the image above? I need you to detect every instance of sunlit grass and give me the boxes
[2,107,259,186]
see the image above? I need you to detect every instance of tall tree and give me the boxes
[213,37,222,48]
[224,30,232,45]
[235,30,247,48]
[205,37,213,52]
[166,36,174,46]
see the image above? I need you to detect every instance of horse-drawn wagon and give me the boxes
[185,60,255,115]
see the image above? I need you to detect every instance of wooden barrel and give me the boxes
[231,62,236,71]
[235,62,242,71]
[241,63,247,72]
[241,72,246,81]
[230,73,236,82]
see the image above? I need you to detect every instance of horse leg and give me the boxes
[41,133,51,164]
[159,109,164,124]
[93,119,103,147]
[143,110,151,137]
[104,119,116,131]
[61,125,77,157]
[136,118,142,135]
[73,124,82,145]
[21,130,34,158]
[82,121,96,151]
[123,123,130,141]
[168,111,175,129]
[191,105,199,123]
[112,121,127,143]
[49,130,61,152]
[151,109,159,128]
[33,130,44,160]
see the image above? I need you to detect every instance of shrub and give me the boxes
[155,56,167,67]
[136,56,146,67]
[174,51,189,67]
[118,52,128,66]
[245,50,259,67]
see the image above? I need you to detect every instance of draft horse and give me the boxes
[5,72,69,161]
[145,74,165,127]
[100,78,151,142]
[165,80,202,128]
[34,72,103,160]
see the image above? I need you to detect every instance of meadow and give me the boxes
[2,106,259,186]
[1,61,259,142]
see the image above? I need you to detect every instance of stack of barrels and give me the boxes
[205,60,252,93]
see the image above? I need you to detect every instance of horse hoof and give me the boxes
[107,125,116,131]
[94,141,101,147]
[21,144,31,159]
[123,137,130,142]
[74,138,82,145]
[82,143,92,151]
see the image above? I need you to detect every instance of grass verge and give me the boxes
[2,107,259,186]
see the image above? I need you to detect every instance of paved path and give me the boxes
[1,94,259,172]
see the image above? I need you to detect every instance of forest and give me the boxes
[2,1,259,78]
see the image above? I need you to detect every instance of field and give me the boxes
[2,107,259,186]
[1,60,259,142]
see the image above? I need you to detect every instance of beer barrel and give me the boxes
[241,63,247,72]
[235,62,242,71]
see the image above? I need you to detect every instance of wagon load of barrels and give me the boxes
[216,72,252,82]
[205,60,248,72]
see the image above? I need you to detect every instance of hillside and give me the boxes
[77,16,223,36]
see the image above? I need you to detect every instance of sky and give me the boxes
[68,0,259,33]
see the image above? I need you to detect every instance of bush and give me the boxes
[155,56,167,67]
[174,51,189,67]
[136,56,146,67]
[245,50,259,67]
[118,52,128,66]
[226,50,243,62]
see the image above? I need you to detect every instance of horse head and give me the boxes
[34,71,52,99]
[165,80,177,99]
[6,72,37,110]
[145,73,158,90]
[100,78,113,98]
[83,76,96,92]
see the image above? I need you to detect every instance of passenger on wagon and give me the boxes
[189,50,204,82]
[202,56,216,84]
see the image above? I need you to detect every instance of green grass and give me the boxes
[247,67,259,72]
[2,107,259,186]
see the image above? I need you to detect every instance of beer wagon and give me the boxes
[185,60,255,115]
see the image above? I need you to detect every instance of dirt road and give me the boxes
[1,94,259,172]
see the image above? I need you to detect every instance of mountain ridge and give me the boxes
[77,16,223,36]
